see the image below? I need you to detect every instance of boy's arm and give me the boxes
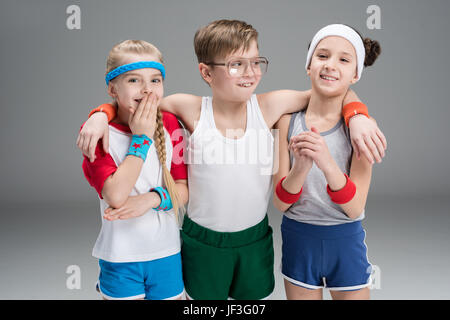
[258,90,311,129]
[259,88,387,164]
[343,89,387,164]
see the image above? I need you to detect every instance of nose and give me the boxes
[142,82,153,94]
[242,61,256,77]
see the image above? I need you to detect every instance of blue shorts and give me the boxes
[281,216,372,291]
[97,252,184,300]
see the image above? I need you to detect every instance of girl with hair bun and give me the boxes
[81,40,188,300]
[273,24,381,300]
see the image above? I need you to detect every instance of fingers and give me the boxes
[103,207,124,221]
[376,128,387,151]
[354,137,374,164]
[351,140,361,161]
[102,130,110,154]
[144,93,157,120]
[364,134,382,163]
[132,92,149,121]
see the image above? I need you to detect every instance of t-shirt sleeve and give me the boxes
[80,123,117,199]
[162,112,188,181]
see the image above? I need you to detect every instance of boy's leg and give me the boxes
[181,217,234,300]
[228,218,275,300]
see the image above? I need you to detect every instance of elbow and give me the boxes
[273,195,289,213]
[102,191,127,209]
[344,207,364,220]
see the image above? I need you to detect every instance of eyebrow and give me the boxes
[124,72,162,77]
[316,47,353,57]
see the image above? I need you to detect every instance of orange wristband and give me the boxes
[88,103,116,122]
[342,102,369,127]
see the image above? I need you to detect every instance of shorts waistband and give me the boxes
[281,215,363,239]
[182,215,270,248]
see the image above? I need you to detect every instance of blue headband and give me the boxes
[105,61,166,85]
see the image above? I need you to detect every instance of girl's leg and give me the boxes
[284,279,323,300]
[330,287,370,300]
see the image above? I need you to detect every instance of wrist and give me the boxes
[322,161,341,180]
[276,176,303,204]
[89,103,116,122]
[342,102,369,127]
[126,134,153,162]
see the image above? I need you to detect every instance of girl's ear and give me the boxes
[107,82,118,98]
[350,72,359,84]
[198,63,213,84]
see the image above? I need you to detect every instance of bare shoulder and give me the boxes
[275,113,292,130]
[163,94,202,133]
[164,93,201,110]
[257,90,309,128]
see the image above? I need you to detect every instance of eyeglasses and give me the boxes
[205,56,269,77]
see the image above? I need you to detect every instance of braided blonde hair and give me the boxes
[106,40,184,222]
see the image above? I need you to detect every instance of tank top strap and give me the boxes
[247,94,272,133]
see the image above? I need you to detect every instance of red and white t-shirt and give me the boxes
[82,111,187,263]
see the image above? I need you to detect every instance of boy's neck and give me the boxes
[211,95,247,117]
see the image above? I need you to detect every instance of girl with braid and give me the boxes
[81,40,189,300]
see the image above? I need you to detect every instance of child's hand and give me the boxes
[77,112,110,162]
[348,115,386,164]
[128,92,159,139]
[295,127,335,174]
[289,135,313,174]
[103,192,160,221]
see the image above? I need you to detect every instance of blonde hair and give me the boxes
[106,40,184,222]
[194,19,259,64]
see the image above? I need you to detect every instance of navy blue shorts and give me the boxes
[281,216,372,291]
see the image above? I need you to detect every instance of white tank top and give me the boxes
[186,94,274,232]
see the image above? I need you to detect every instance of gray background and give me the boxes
[0,0,449,299]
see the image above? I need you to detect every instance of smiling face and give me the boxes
[203,40,262,103]
[307,36,359,98]
[107,53,164,115]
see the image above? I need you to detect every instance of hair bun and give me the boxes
[363,38,381,67]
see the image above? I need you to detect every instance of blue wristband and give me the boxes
[150,187,173,211]
[126,134,152,162]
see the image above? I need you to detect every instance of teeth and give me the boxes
[321,75,337,81]
[239,83,252,87]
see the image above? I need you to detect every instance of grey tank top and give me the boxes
[285,111,365,226]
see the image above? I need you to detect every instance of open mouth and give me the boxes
[134,98,143,104]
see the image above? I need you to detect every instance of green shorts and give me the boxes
[181,215,275,300]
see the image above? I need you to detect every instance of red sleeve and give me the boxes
[162,111,188,181]
[81,129,117,199]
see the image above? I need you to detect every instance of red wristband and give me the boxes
[88,103,116,122]
[276,176,303,204]
[342,102,369,127]
[326,174,356,204]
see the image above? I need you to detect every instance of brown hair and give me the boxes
[194,19,259,64]
[106,40,184,222]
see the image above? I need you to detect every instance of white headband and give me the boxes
[305,24,366,81]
